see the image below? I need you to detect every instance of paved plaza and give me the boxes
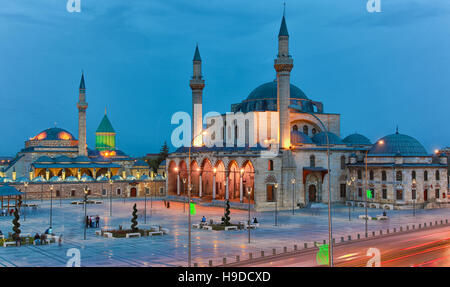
[0,198,449,267]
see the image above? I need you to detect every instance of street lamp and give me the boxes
[274,183,278,226]
[247,186,252,244]
[83,186,88,240]
[144,183,147,224]
[291,178,296,215]
[351,176,356,211]
[412,178,416,216]
[346,177,355,221]
[49,185,53,228]
[109,179,113,217]
[240,168,244,203]
[182,178,187,213]
[23,182,28,222]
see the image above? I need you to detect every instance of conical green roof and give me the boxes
[96,115,115,133]
[193,44,201,61]
[79,73,86,90]
[279,16,289,37]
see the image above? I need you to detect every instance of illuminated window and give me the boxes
[268,160,274,171]
[266,185,275,202]
[34,132,47,140]
[58,132,72,140]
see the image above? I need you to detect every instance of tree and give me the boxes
[157,141,169,165]
[223,200,231,226]
[131,203,138,232]
[12,208,21,240]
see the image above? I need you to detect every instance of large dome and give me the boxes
[31,128,76,141]
[312,132,344,146]
[343,133,371,146]
[236,80,314,113]
[369,133,428,156]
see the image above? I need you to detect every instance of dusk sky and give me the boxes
[1,0,449,157]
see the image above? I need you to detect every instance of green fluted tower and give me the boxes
[95,110,116,151]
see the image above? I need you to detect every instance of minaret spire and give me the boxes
[77,72,88,156]
[190,44,205,147]
[275,8,293,149]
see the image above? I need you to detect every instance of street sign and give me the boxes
[190,202,196,215]
[366,189,372,199]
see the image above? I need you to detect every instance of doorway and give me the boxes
[130,187,137,197]
[424,189,428,201]
[308,185,317,202]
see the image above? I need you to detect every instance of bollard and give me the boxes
[194,263,198,267]
[394,228,396,233]
[284,247,287,253]
[380,230,383,235]
[223,258,227,265]
[441,220,443,225]
[387,229,389,234]
[236,255,240,262]
[406,225,409,231]
[372,231,375,237]
[413,224,415,229]
[424,223,427,227]
[261,251,264,257]
[341,236,344,242]
[435,221,438,225]
[348,235,351,241]
[400,227,403,232]
[304,243,308,249]
[357,234,360,239]
[446,219,448,224]
[323,239,326,244]
[249,253,253,260]
[294,245,297,251]
[209,260,213,267]
[272,248,276,255]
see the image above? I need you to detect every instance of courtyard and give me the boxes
[0,197,449,267]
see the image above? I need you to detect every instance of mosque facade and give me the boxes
[166,13,448,211]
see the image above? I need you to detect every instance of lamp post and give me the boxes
[49,185,53,228]
[83,186,88,240]
[247,186,252,244]
[351,176,356,211]
[274,183,278,226]
[23,182,28,222]
[412,179,416,216]
[109,179,113,217]
[182,178,187,213]
[144,183,147,224]
[291,178,296,215]
[364,150,369,238]
[240,168,245,203]
[346,177,355,221]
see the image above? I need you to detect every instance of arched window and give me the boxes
[424,170,428,181]
[396,171,402,181]
[435,170,440,181]
[293,125,298,131]
[369,170,374,181]
[340,156,346,170]
[381,170,387,181]
[412,170,416,180]
[357,170,362,180]
[268,160,274,171]
[310,155,315,167]
[312,128,317,135]
[303,125,309,135]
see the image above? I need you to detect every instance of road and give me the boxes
[234,225,450,267]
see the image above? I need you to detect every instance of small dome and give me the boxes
[111,175,123,181]
[343,133,371,146]
[49,176,62,182]
[369,133,428,156]
[126,175,137,181]
[32,176,46,182]
[140,174,151,181]
[291,130,313,145]
[65,176,78,182]
[0,177,13,183]
[80,175,94,182]
[35,156,54,164]
[74,156,91,163]
[31,128,76,141]
[96,175,109,182]
[133,159,148,168]
[54,156,73,163]
[312,132,344,145]
[15,177,30,183]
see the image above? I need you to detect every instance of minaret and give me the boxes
[274,9,293,149]
[77,72,88,156]
[190,44,205,147]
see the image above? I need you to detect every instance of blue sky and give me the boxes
[1,0,449,157]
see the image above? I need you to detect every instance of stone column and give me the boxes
[212,175,216,200]
[199,174,202,198]
[240,176,243,203]
[177,174,180,196]
[225,176,229,200]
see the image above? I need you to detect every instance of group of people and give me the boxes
[1,208,15,216]
[85,215,100,228]
[33,227,62,246]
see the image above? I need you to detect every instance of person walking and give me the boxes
[58,235,63,247]
[85,216,89,229]
[95,216,100,228]
[167,201,170,209]
[34,233,40,245]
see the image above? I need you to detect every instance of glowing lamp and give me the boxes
[378,140,384,145]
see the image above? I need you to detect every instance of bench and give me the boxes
[202,226,212,230]
[358,215,372,220]
[225,226,238,231]
[148,231,163,236]
[376,215,389,220]
[126,233,141,238]
[104,232,113,238]
[160,228,169,234]
[95,230,102,236]
[247,224,257,229]
[19,233,31,238]
[192,224,200,229]
[95,201,103,204]
[3,241,16,247]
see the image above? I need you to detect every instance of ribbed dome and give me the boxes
[237,80,313,113]
[369,133,428,156]
[291,130,313,145]
[31,128,76,141]
[312,132,344,146]
[343,133,371,146]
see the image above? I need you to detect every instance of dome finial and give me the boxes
[278,5,289,37]
[396,125,399,134]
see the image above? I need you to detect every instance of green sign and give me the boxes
[366,189,372,199]
[190,203,197,215]
[316,243,329,266]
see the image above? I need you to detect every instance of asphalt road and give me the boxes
[235,225,450,267]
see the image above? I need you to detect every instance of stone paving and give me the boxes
[0,197,448,267]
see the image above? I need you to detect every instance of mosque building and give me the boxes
[166,12,448,211]
[0,74,164,199]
